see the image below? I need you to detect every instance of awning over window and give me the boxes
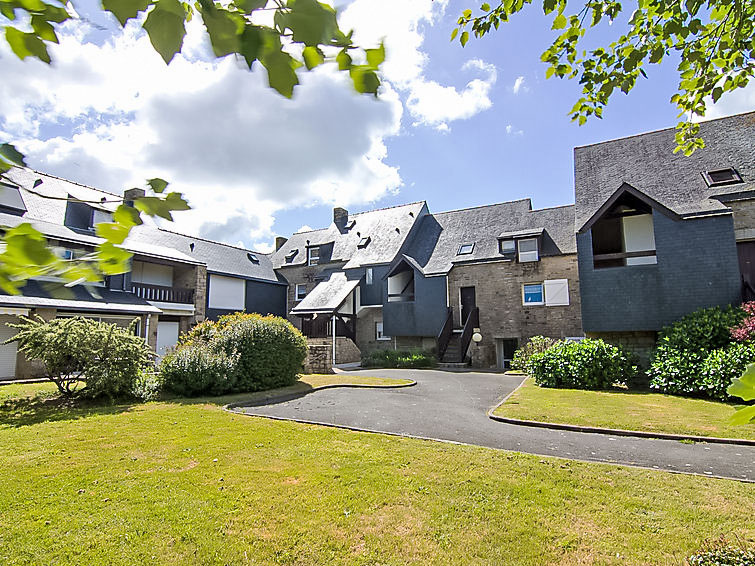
[290,272,360,315]
[498,227,544,240]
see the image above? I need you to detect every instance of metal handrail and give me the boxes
[436,307,453,360]
[459,307,479,363]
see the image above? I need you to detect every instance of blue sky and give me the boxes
[1,0,752,251]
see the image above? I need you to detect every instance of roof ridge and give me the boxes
[529,203,575,212]
[153,226,270,256]
[349,200,426,217]
[574,110,755,150]
[29,168,123,197]
[434,198,533,215]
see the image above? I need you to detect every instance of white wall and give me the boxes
[388,270,412,296]
[0,315,18,379]
[208,275,246,310]
[622,214,657,265]
[131,261,174,286]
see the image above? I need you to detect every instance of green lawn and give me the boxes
[0,382,752,565]
[494,378,755,440]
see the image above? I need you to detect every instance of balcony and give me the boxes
[131,282,194,304]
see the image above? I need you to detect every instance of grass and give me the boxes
[494,378,755,440]
[0,383,752,565]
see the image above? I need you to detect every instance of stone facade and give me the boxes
[306,337,361,364]
[303,344,332,374]
[726,198,755,241]
[447,255,583,368]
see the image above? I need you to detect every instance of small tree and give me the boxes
[7,315,153,397]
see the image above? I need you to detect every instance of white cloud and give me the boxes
[705,81,755,120]
[505,124,524,136]
[512,76,527,94]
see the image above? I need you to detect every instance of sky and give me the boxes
[1,0,753,252]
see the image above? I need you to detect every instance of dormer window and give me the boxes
[357,236,371,248]
[307,246,319,266]
[285,249,298,264]
[518,238,539,262]
[457,243,474,255]
[0,183,26,215]
[345,219,356,230]
[500,239,516,257]
[247,252,259,264]
[64,196,112,232]
[702,167,742,188]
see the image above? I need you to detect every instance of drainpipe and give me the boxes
[332,314,337,366]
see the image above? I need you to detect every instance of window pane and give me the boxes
[501,240,515,253]
[519,238,537,252]
[366,268,373,285]
[458,243,474,255]
[523,284,543,304]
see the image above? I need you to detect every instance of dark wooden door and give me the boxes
[460,286,476,325]
[737,242,755,300]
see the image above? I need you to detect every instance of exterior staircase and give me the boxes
[440,333,464,363]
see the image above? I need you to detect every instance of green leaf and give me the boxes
[350,66,379,95]
[30,15,58,43]
[112,204,143,229]
[95,222,131,245]
[102,0,150,26]
[234,0,267,13]
[365,42,385,69]
[460,30,469,46]
[551,14,566,30]
[143,0,187,64]
[0,143,27,167]
[5,26,51,63]
[450,28,459,41]
[336,48,351,70]
[239,24,263,68]
[728,363,755,401]
[261,47,300,98]
[481,3,490,11]
[302,45,324,69]
[147,177,168,193]
[201,5,243,57]
[96,242,133,275]
[283,0,338,46]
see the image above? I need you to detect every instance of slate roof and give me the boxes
[403,200,576,276]
[290,272,360,314]
[126,226,281,283]
[574,111,755,231]
[271,202,427,270]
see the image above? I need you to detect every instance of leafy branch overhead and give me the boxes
[2,0,385,97]
[455,0,755,154]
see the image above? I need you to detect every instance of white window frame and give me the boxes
[522,283,545,306]
[365,267,373,285]
[457,243,475,255]
[295,284,307,301]
[518,238,539,262]
[375,321,390,341]
[307,246,319,266]
[500,239,516,256]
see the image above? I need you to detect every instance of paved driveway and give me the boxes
[233,369,755,482]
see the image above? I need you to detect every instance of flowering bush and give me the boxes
[730,301,755,342]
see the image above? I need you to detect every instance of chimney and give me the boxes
[275,236,288,251]
[333,207,348,230]
[123,188,146,207]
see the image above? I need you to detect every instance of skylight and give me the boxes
[702,167,743,188]
[457,243,474,255]
[285,249,298,263]
[345,219,356,230]
[247,252,259,264]
[357,236,371,248]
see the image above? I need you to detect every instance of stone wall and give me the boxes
[306,337,361,364]
[727,198,755,241]
[448,255,583,368]
[173,263,206,325]
[355,307,391,354]
[303,344,332,374]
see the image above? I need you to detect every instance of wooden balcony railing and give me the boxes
[436,307,453,360]
[131,282,194,304]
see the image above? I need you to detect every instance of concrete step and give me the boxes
[437,362,470,369]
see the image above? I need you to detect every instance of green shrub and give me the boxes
[511,336,560,372]
[687,539,755,566]
[7,315,152,398]
[528,339,637,390]
[160,313,306,396]
[160,345,239,397]
[130,370,163,402]
[649,304,753,400]
[362,349,437,369]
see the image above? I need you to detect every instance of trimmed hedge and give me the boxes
[528,338,637,390]
[362,349,436,369]
[648,304,755,400]
[160,313,307,397]
[511,336,560,372]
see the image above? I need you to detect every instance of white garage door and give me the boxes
[0,315,19,380]
[156,321,180,358]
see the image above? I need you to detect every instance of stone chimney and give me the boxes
[333,207,349,230]
[123,188,146,206]
[275,236,288,251]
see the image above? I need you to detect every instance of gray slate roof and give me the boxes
[574,111,755,231]
[271,202,427,269]
[127,226,281,283]
[290,272,359,314]
[403,200,576,276]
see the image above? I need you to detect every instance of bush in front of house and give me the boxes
[160,313,307,396]
[528,338,637,390]
[362,349,437,369]
[648,304,755,400]
[8,315,153,398]
[687,539,755,566]
[511,336,561,373]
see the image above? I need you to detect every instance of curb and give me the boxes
[487,393,755,447]
[225,380,416,410]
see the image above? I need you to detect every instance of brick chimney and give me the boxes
[123,188,145,206]
[333,207,348,230]
[275,236,288,251]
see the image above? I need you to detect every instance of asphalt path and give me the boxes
[232,369,755,482]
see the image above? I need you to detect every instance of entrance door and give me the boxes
[156,321,180,358]
[460,286,476,325]
[0,316,18,380]
[495,338,519,370]
[737,241,755,300]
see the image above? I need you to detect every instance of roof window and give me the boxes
[0,183,27,215]
[457,243,475,255]
[285,249,298,263]
[357,236,371,248]
[702,167,743,188]
[247,252,259,264]
[345,219,356,230]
